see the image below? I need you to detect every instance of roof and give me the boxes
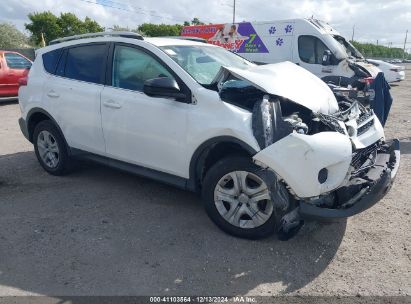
[145,37,215,47]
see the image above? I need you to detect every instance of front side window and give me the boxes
[160,45,253,85]
[5,53,31,69]
[298,35,330,64]
[64,44,107,84]
[112,45,173,92]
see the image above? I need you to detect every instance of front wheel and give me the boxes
[201,156,279,239]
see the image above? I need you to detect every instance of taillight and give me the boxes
[359,77,374,85]
[18,77,28,87]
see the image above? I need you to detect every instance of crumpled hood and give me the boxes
[218,61,339,114]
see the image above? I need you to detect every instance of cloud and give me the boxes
[1,0,410,48]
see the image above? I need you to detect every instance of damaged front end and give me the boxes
[299,139,400,220]
[217,63,400,238]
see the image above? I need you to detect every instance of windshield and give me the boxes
[160,45,254,85]
[332,35,364,59]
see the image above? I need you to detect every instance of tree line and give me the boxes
[351,41,408,59]
[0,11,409,60]
[0,11,204,48]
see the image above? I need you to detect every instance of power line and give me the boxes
[95,0,170,19]
[77,0,191,23]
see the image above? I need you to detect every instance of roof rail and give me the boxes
[49,31,143,45]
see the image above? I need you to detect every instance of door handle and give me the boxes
[47,90,60,98]
[103,100,121,109]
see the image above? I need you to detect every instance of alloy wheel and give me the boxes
[37,130,60,168]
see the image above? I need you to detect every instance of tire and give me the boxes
[33,120,71,176]
[201,156,279,239]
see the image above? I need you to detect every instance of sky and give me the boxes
[1,0,410,49]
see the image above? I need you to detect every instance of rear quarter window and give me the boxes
[42,48,63,74]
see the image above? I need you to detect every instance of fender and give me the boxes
[187,136,258,192]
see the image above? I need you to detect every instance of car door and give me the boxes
[101,43,191,177]
[295,35,334,78]
[1,52,31,97]
[43,43,108,154]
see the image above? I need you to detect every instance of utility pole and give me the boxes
[232,0,236,24]
[403,29,408,61]
[351,24,355,42]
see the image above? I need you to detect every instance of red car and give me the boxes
[0,51,32,98]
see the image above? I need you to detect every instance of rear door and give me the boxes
[1,52,31,97]
[43,43,108,154]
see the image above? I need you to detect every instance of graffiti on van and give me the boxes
[181,22,269,54]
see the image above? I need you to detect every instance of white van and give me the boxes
[181,18,381,88]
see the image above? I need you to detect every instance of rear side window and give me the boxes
[42,48,63,74]
[56,50,67,77]
[64,44,107,84]
[298,35,329,64]
[5,53,31,69]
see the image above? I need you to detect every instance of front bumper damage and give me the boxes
[250,94,400,223]
[255,137,400,240]
[254,137,400,221]
[299,139,400,220]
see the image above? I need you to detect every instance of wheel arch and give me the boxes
[26,108,70,154]
[187,136,258,193]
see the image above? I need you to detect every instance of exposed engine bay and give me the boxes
[218,76,400,239]
[219,78,376,150]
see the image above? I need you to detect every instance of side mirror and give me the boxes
[322,50,332,66]
[143,77,186,101]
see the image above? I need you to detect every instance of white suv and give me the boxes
[18,32,400,239]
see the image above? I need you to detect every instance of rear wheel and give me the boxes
[202,156,278,239]
[33,120,71,175]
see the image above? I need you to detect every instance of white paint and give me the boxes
[366,59,406,83]
[218,61,339,114]
[19,36,386,199]
[253,132,352,198]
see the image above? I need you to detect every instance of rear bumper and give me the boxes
[299,139,400,220]
[18,117,30,141]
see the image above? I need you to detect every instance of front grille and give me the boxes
[351,142,380,170]
[357,119,374,136]
[317,113,346,134]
